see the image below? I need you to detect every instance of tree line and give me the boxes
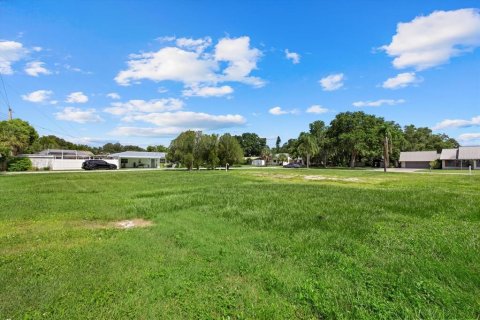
[1,111,459,170]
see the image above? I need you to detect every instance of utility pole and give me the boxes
[8,106,12,120]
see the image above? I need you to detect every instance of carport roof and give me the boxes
[109,151,166,159]
[440,148,458,160]
[458,146,480,160]
[399,151,439,162]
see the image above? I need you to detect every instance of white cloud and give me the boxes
[381,9,480,70]
[285,49,300,64]
[215,36,264,87]
[458,133,480,142]
[182,85,233,97]
[115,36,264,89]
[106,92,121,99]
[24,61,51,77]
[64,64,92,74]
[353,99,405,107]
[21,90,53,103]
[268,106,298,115]
[111,126,187,137]
[319,73,344,91]
[176,37,212,53]
[55,107,103,123]
[382,72,421,89]
[65,91,89,103]
[0,40,27,74]
[104,98,184,115]
[306,105,329,114]
[157,86,168,93]
[432,116,480,130]
[32,46,43,52]
[123,111,246,128]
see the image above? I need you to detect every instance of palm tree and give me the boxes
[379,124,393,173]
[297,133,319,168]
[261,146,272,166]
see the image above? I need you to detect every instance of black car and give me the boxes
[283,163,302,168]
[82,160,117,170]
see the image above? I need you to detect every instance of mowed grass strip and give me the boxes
[0,169,479,319]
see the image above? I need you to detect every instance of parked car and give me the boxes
[82,160,117,170]
[283,163,302,168]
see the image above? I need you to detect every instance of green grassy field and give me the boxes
[1,169,479,319]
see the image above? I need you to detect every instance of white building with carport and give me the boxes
[109,151,167,169]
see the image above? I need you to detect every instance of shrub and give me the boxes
[429,160,441,170]
[7,157,32,172]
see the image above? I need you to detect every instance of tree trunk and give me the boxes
[307,154,310,168]
[349,151,356,168]
[383,136,389,173]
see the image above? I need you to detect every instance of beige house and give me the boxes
[399,151,439,169]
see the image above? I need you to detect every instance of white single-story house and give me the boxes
[19,149,118,171]
[270,153,292,166]
[440,147,480,169]
[19,149,166,170]
[458,146,480,169]
[109,151,166,169]
[399,151,439,169]
[440,148,460,169]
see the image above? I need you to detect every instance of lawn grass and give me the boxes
[0,169,479,319]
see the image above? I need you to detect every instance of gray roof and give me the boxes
[440,148,458,160]
[38,149,93,156]
[399,151,439,162]
[109,151,166,159]
[458,146,480,160]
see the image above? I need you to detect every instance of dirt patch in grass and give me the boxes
[113,219,153,229]
[83,219,154,230]
[303,175,360,182]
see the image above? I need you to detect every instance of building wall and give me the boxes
[119,158,159,169]
[52,159,119,170]
[30,157,54,169]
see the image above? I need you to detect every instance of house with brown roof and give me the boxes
[399,151,439,169]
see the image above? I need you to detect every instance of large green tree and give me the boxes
[167,130,197,170]
[235,133,267,157]
[327,112,384,168]
[403,125,458,152]
[0,119,38,156]
[218,133,244,167]
[309,120,329,166]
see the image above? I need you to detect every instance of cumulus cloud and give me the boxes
[458,133,480,142]
[21,90,53,103]
[123,111,246,129]
[55,107,103,123]
[24,61,51,77]
[353,99,405,107]
[106,92,121,99]
[0,40,27,74]
[65,91,89,103]
[176,37,212,53]
[285,49,300,64]
[432,115,480,130]
[319,73,344,91]
[381,9,480,70]
[111,126,188,137]
[182,85,233,97]
[306,105,329,114]
[268,106,298,115]
[104,98,184,115]
[115,36,264,90]
[382,72,421,89]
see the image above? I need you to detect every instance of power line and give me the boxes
[0,73,12,120]
[0,76,81,139]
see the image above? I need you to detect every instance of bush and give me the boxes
[429,160,441,170]
[7,157,32,172]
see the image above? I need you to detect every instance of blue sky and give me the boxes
[0,0,479,147]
